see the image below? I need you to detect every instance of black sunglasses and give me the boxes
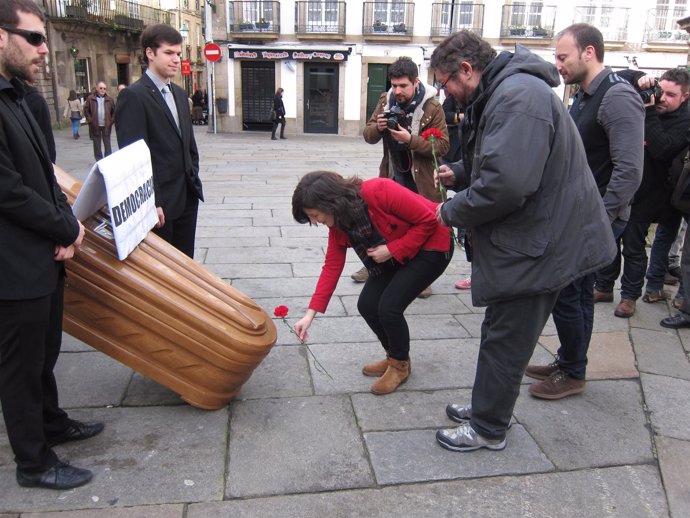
[0,25,48,47]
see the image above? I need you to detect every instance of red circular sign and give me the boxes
[203,43,222,63]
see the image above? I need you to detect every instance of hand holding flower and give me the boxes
[274,306,332,379]
[294,311,315,343]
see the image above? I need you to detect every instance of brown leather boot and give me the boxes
[370,357,410,395]
[362,355,412,377]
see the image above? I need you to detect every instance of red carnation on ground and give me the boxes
[273,305,332,379]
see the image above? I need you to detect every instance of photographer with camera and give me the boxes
[351,57,449,289]
[595,67,690,318]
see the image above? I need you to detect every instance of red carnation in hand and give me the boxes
[422,127,443,141]
[274,305,289,318]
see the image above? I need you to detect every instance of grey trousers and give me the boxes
[470,290,559,440]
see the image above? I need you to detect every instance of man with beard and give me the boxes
[352,57,449,296]
[525,24,643,399]
[431,31,614,451]
[0,0,103,490]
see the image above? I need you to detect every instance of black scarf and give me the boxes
[346,200,395,278]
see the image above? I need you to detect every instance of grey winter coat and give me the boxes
[441,45,616,306]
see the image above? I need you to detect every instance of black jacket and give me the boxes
[0,77,79,300]
[115,73,203,222]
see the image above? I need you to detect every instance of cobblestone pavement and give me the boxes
[0,125,688,517]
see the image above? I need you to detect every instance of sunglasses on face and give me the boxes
[0,25,48,47]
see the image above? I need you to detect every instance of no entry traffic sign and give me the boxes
[203,43,222,63]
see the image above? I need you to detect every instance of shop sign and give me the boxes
[229,48,349,62]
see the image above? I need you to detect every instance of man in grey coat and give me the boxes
[431,31,615,452]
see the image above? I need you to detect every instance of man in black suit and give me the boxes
[115,24,204,258]
[0,0,103,490]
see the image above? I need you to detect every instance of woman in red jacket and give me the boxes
[292,171,453,394]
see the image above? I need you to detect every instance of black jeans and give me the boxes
[153,191,199,258]
[357,248,452,360]
[471,290,559,440]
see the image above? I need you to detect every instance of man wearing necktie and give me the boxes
[115,24,203,258]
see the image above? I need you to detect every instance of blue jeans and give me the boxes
[645,221,681,292]
[71,118,80,136]
[594,218,630,293]
[552,273,595,379]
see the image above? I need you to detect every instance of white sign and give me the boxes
[72,140,158,260]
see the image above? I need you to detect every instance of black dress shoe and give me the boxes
[17,462,93,490]
[660,314,690,329]
[280,136,287,139]
[47,420,105,447]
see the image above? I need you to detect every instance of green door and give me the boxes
[366,64,389,120]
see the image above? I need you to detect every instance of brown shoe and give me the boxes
[614,298,636,318]
[350,266,369,283]
[642,290,666,303]
[370,357,410,395]
[363,355,412,377]
[593,289,613,303]
[524,359,559,380]
[528,370,585,400]
[417,286,432,299]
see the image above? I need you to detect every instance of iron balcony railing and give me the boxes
[430,2,484,38]
[499,2,557,39]
[43,0,171,31]
[362,1,414,36]
[228,1,281,35]
[295,1,346,36]
[573,6,630,42]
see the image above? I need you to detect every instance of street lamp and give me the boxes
[180,22,189,44]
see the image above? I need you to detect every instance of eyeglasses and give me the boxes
[435,72,456,90]
[0,25,48,47]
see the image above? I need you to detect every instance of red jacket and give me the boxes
[309,178,451,313]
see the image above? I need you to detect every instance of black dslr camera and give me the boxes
[382,106,408,130]
[639,80,663,104]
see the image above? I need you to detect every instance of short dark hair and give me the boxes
[0,0,45,26]
[141,24,182,64]
[389,57,418,82]
[556,23,605,63]
[292,171,363,230]
[429,30,496,77]
[660,68,690,93]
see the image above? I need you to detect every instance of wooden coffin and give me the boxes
[55,166,276,410]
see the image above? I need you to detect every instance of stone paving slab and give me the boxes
[55,351,133,408]
[237,345,313,400]
[632,327,690,380]
[206,245,325,264]
[204,262,293,280]
[364,426,554,485]
[539,331,638,380]
[0,407,227,512]
[195,236,268,249]
[226,395,374,498]
[640,373,690,441]
[22,504,185,518]
[308,340,480,395]
[122,373,185,407]
[255,296,348,319]
[655,436,690,518]
[512,380,653,470]
[341,292,473,316]
[188,465,667,517]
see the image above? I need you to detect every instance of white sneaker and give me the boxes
[436,423,506,452]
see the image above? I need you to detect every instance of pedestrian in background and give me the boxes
[83,81,115,160]
[271,87,286,140]
[63,89,81,139]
